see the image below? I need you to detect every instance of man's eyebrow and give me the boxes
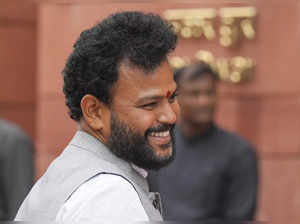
[137,87,179,104]
[136,95,165,104]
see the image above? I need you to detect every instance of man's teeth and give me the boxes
[149,130,170,137]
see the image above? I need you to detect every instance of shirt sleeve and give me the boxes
[56,174,149,224]
[220,144,258,220]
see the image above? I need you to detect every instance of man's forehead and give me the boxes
[113,62,176,102]
[180,78,216,94]
[182,78,213,87]
[117,61,173,85]
[137,83,177,98]
[118,63,145,82]
[118,60,170,78]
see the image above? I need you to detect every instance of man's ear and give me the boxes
[80,94,107,131]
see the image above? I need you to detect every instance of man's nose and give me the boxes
[157,103,178,124]
[195,95,211,105]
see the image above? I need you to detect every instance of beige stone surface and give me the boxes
[0,26,36,103]
[0,103,35,138]
[216,95,300,155]
[257,159,300,224]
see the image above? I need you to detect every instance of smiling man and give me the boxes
[15,11,178,223]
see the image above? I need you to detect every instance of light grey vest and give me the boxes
[15,131,163,222]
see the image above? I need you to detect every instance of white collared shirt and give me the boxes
[56,168,149,224]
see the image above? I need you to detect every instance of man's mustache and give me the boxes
[145,123,175,137]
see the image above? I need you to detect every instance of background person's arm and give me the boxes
[220,144,258,220]
[2,130,34,220]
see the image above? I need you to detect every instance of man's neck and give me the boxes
[78,120,107,145]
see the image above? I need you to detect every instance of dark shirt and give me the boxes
[0,119,34,220]
[148,123,258,221]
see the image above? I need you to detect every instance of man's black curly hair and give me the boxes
[62,11,177,121]
[174,62,219,84]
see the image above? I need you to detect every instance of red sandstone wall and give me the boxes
[0,1,37,138]
[1,0,300,223]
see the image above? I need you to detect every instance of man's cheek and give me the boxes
[136,117,155,135]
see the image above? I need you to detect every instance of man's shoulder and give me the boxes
[0,119,29,140]
[41,136,129,188]
[215,125,256,153]
[0,119,33,156]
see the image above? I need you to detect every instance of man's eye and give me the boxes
[169,92,179,103]
[141,102,158,110]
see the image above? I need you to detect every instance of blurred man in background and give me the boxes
[0,119,34,220]
[148,62,258,221]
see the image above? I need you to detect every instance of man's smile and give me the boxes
[147,130,172,150]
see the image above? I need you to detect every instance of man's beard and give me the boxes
[107,112,176,170]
